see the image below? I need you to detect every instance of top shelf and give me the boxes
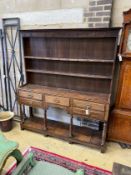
[25,56,114,63]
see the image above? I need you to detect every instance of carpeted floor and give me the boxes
[2,122,131,174]
[7,146,111,175]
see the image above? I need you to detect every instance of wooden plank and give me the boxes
[23,117,44,132]
[72,107,105,121]
[19,97,43,108]
[25,56,114,63]
[18,84,110,103]
[45,95,69,107]
[22,117,102,147]
[19,90,32,98]
[73,99,105,111]
[26,69,112,79]
[32,93,43,101]
[21,28,120,38]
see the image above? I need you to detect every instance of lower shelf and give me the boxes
[21,117,102,149]
[22,117,44,134]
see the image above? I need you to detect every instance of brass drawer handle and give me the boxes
[86,106,91,115]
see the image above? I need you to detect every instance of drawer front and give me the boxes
[32,93,43,101]
[72,107,105,121]
[19,97,32,106]
[19,90,42,101]
[19,97,43,108]
[45,95,69,107]
[19,90,32,99]
[32,100,43,108]
[73,99,105,112]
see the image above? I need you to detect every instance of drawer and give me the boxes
[19,97,32,106]
[73,99,105,112]
[72,107,105,121]
[45,95,69,107]
[32,100,43,108]
[19,90,32,99]
[32,93,43,101]
[19,90,42,101]
[19,97,43,108]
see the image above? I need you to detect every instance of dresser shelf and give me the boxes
[25,56,114,63]
[26,69,112,79]
[22,116,102,148]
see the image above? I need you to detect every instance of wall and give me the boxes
[0,0,113,29]
[0,0,89,29]
[112,0,131,27]
[0,0,131,28]
[85,0,113,28]
[0,0,89,13]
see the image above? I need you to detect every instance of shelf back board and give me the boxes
[22,28,120,95]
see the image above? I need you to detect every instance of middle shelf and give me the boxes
[25,56,114,63]
[26,69,112,79]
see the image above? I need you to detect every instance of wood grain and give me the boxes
[108,10,131,145]
[18,28,120,152]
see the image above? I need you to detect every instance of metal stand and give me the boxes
[2,18,24,118]
[0,30,8,111]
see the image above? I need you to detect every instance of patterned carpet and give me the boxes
[7,146,111,175]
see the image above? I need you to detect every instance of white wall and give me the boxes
[0,0,89,13]
[0,0,131,28]
[112,0,131,27]
[1,9,85,30]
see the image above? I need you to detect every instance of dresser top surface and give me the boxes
[19,84,110,104]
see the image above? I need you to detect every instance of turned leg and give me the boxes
[101,122,107,153]
[43,107,48,137]
[44,109,47,131]
[69,117,74,143]
[69,116,73,138]
[20,104,25,130]
[29,107,33,118]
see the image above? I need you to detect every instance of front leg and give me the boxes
[101,122,107,153]
[20,104,26,130]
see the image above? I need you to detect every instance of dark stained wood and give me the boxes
[22,116,45,133]
[25,56,114,63]
[26,73,111,93]
[21,28,120,38]
[116,61,131,109]
[26,69,112,79]
[73,99,105,111]
[72,107,105,121]
[22,116,102,148]
[108,109,131,144]
[108,10,131,144]
[19,84,110,103]
[18,28,120,152]
[23,31,117,60]
[18,85,107,121]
